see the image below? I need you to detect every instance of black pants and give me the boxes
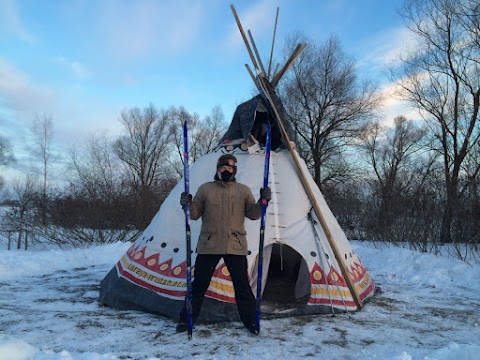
[180,254,256,327]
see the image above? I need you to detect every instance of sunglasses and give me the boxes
[217,160,237,169]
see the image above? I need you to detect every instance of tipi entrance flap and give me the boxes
[250,243,310,314]
[261,244,310,304]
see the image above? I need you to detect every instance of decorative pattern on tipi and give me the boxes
[116,243,237,303]
[116,244,187,299]
[308,261,374,309]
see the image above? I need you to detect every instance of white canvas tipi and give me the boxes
[99,5,375,322]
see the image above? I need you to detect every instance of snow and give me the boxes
[1,241,479,360]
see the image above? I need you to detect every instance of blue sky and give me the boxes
[0,0,413,181]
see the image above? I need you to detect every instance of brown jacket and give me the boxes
[190,180,262,255]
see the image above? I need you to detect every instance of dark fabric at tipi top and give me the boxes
[218,79,295,151]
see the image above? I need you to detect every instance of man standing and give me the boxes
[177,154,271,334]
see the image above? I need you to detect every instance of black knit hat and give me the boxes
[217,154,237,167]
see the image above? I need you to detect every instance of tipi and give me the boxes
[99,6,375,323]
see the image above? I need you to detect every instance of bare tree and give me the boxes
[195,105,228,156]
[113,104,171,229]
[0,135,16,193]
[11,173,38,221]
[167,106,200,178]
[3,173,39,249]
[28,115,55,225]
[359,116,437,240]
[0,135,15,166]
[280,33,382,189]
[70,133,123,202]
[362,117,429,200]
[394,0,480,242]
[61,132,132,229]
[168,105,227,178]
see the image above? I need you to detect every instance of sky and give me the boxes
[0,0,414,182]
[0,240,479,359]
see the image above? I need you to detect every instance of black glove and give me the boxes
[180,192,192,208]
[260,187,272,203]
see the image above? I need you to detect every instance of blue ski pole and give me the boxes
[183,121,193,339]
[255,122,272,334]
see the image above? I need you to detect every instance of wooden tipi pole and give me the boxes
[230,4,363,309]
[267,7,279,80]
[256,75,363,309]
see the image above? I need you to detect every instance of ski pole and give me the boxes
[183,121,193,339]
[255,122,272,334]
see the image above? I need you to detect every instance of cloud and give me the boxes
[0,58,54,119]
[0,58,28,91]
[70,62,92,79]
[0,0,35,44]
[354,26,423,125]
[54,57,92,79]
[359,26,418,71]
[0,57,122,172]
[94,0,205,63]
[0,59,56,166]
[378,82,421,126]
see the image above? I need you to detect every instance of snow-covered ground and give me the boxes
[0,241,479,360]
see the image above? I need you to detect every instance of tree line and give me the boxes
[0,105,227,247]
[0,0,479,260]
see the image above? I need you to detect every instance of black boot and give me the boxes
[176,323,188,333]
[246,323,259,335]
[176,322,195,333]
